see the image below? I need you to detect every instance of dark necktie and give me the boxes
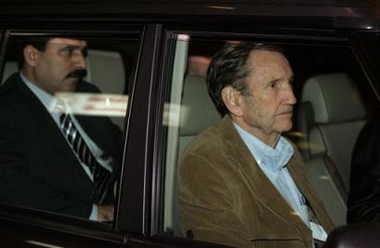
[60,113,111,204]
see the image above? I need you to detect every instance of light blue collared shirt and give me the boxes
[20,72,107,220]
[233,122,309,226]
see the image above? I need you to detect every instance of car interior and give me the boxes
[297,73,367,225]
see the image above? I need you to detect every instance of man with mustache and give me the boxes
[178,43,334,247]
[0,37,122,221]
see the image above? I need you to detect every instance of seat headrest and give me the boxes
[85,49,125,94]
[180,75,221,136]
[301,73,365,124]
[2,61,18,84]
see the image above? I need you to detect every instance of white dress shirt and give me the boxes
[233,122,310,226]
[20,72,109,220]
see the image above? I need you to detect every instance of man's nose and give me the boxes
[285,85,297,105]
[72,51,86,68]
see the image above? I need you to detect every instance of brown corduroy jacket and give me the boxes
[178,116,335,248]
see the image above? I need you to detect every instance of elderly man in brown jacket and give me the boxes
[178,43,334,247]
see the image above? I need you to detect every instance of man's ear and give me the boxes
[23,45,39,67]
[221,86,243,117]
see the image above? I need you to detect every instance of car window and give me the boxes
[0,33,140,223]
[161,33,379,242]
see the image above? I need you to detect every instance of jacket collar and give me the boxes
[217,116,313,234]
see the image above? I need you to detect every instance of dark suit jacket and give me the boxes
[178,116,334,247]
[0,73,123,218]
[347,113,380,223]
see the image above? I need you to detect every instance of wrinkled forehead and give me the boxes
[248,50,292,72]
[247,50,293,82]
[249,50,288,65]
[47,38,87,47]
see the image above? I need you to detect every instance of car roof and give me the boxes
[0,0,378,31]
[0,0,373,17]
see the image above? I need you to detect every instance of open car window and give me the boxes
[0,32,140,224]
[161,33,379,243]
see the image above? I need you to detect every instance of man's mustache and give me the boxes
[66,69,87,79]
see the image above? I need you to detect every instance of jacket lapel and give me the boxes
[287,153,334,232]
[11,74,93,182]
[218,116,311,232]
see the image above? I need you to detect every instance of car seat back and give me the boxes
[297,73,366,225]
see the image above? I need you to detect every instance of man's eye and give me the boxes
[62,47,75,56]
[61,47,87,57]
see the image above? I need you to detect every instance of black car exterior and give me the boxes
[0,0,380,247]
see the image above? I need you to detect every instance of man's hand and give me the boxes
[97,204,114,222]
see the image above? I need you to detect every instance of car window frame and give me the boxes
[0,24,149,241]
[154,26,380,242]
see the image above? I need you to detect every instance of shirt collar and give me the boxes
[20,72,54,111]
[233,122,294,172]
